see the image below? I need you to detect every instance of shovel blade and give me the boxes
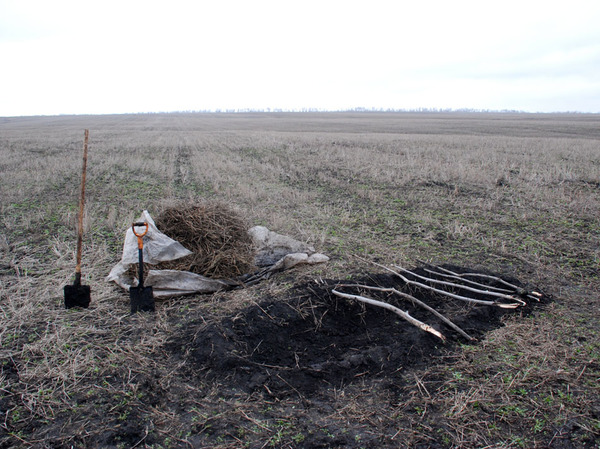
[129,286,155,313]
[64,284,91,309]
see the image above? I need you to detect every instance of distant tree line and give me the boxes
[142,107,591,115]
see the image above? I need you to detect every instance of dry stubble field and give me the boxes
[1,112,599,448]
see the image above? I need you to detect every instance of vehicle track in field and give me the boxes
[172,143,190,192]
[170,115,197,196]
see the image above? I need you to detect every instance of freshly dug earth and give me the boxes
[154,202,255,278]
[166,266,546,402]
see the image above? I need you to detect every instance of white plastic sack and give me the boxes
[106,210,192,289]
[107,211,329,298]
[249,225,317,267]
[145,270,236,298]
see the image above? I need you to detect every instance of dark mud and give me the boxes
[165,266,546,401]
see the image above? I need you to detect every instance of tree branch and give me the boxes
[364,259,521,309]
[337,283,475,341]
[392,265,527,306]
[332,288,446,342]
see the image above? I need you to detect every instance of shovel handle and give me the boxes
[132,222,149,249]
[75,129,89,275]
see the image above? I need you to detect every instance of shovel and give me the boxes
[129,222,155,313]
[64,130,91,309]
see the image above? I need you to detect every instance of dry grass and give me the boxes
[1,112,599,448]
[398,305,599,448]
[153,202,255,278]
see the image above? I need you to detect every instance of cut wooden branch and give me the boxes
[420,265,515,294]
[363,259,522,309]
[236,267,272,286]
[337,283,475,341]
[421,262,542,301]
[331,288,446,342]
[393,265,527,306]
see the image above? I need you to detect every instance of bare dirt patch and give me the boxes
[165,266,546,402]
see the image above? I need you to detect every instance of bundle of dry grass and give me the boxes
[153,202,255,279]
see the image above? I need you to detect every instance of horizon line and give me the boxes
[2,106,599,119]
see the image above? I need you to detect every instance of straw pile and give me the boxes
[154,202,255,279]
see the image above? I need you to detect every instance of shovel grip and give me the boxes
[132,222,149,250]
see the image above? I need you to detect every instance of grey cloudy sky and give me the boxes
[1,0,599,116]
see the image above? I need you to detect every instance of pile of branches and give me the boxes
[333,260,543,342]
[154,202,256,279]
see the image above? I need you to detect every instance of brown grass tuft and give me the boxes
[153,202,256,279]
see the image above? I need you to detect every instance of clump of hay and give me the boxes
[154,202,256,279]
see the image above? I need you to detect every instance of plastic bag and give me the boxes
[106,210,192,288]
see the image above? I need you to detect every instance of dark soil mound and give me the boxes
[165,266,547,400]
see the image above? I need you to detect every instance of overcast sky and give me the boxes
[1,0,599,116]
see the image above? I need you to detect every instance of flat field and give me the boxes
[1,112,599,448]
